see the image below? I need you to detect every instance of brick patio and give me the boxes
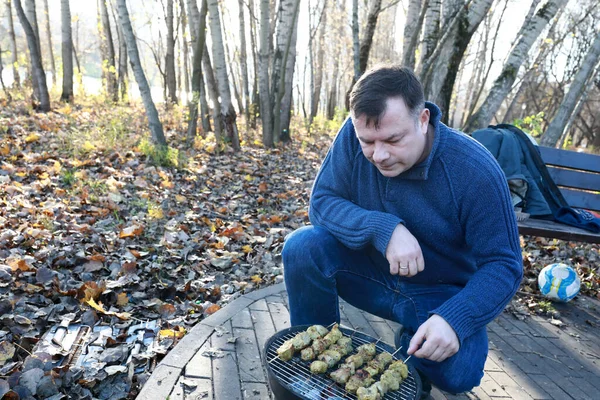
[137,283,600,400]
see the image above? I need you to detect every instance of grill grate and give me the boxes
[266,326,420,400]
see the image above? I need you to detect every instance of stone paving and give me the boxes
[137,283,600,400]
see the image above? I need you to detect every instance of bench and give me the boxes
[517,146,600,244]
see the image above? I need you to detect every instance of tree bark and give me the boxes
[417,0,440,71]
[0,43,11,100]
[187,0,208,141]
[99,0,118,102]
[166,0,177,104]
[280,1,299,141]
[185,0,210,132]
[116,0,166,146]
[238,0,251,133]
[351,0,359,81]
[541,31,600,147]
[248,0,259,129]
[15,0,50,111]
[207,0,240,151]
[60,0,73,102]
[42,0,56,86]
[271,0,300,144]
[258,0,272,146]
[110,0,128,101]
[6,1,20,88]
[179,0,190,97]
[402,0,422,70]
[24,0,41,101]
[203,45,222,136]
[464,0,567,132]
[310,1,327,125]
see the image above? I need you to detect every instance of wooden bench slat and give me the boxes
[539,147,600,173]
[558,188,600,212]
[518,218,600,244]
[547,167,600,192]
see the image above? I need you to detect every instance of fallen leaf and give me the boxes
[205,304,221,315]
[119,224,144,238]
[0,341,16,363]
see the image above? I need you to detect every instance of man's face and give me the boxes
[352,97,430,178]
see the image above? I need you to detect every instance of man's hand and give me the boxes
[385,224,424,277]
[407,314,459,362]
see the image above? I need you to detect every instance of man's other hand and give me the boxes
[385,224,424,277]
[407,314,459,362]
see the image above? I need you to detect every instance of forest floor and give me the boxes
[0,95,598,399]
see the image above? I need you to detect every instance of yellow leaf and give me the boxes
[0,144,10,156]
[175,194,187,202]
[251,275,263,285]
[159,327,187,339]
[116,293,129,306]
[148,207,164,219]
[87,297,108,314]
[242,245,252,254]
[25,133,40,143]
[244,174,253,181]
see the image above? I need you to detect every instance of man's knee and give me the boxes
[433,370,483,394]
[282,225,334,263]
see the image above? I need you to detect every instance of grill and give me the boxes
[264,325,422,400]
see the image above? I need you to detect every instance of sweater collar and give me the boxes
[395,101,444,181]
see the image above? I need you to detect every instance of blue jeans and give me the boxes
[282,226,487,394]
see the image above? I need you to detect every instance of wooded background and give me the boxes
[1,0,599,151]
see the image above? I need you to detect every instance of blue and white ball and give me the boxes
[538,263,581,302]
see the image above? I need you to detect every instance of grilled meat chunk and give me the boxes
[318,349,343,368]
[345,369,375,394]
[300,346,315,361]
[276,340,295,361]
[330,364,354,384]
[310,360,328,374]
[307,325,329,340]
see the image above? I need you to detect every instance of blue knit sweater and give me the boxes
[309,102,523,344]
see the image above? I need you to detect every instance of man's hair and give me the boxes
[349,65,425,129]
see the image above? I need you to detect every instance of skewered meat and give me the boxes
[276,340,295,361]
[330,363,354,384]
[345,369,375,394]
[318,348,343,368]
[310,360,328,374]
[300,346,315,361]
[276,325,332,361]
[363,352,393,376]
[357,359,409,399]
[307,325,328,340]
[324,324,343,343]
[311,337,331,354]
[356,385,381,400]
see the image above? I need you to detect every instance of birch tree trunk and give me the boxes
[99,0,118,102]
[271,0,300,144]
[116,0,166,146]
[417,0,440,72]
[310,1,327,125]
[111,1,129,102]
[464,0,567,132]
[14,0,50,111]
[166,0,177,104]
[248,0,259,129]
[6,0,21,88]
[258,0,273,146]
[187,0,207,141]
[238,0,251,133]
[280,3,299,141]
[207,0,240,151]
[179,0,190,97]
[0,44,10,100]
[352,0,359,81]
[60,0,73,102]
[24,0,41,100]
[42,0,56,86]
[541,31,600,147]
[402,0,422,70]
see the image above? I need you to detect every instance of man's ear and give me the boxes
[420,108,430,134]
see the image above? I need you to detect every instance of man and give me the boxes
[282,66,522,397]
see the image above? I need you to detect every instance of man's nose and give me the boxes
[372,143,389,163]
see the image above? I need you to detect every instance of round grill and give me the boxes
[264,325,422,400]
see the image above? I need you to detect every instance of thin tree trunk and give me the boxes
[248,0,259,129]
[15,0,49,111]
[110,0,128,101]
[24,0,41,100]
[187,0,208,141]
[166,0,177,104]
[258,0,272,146]
[179,0,190,97]
[280,1,299,141]
[310,1,327,125]
[116,0,166,146]
[0,43,11,100]
[464,0,567,132]
[417,0,441,72]
[203,46,223,135]
[351,0,359,81]
[100,0,118,102]
[42,0,56,86]
[402,0,422,70]
[7,0,20,88]
[541,32,600,147]
[207,0,240,151]
[238,0,251,133]
[60,0,73,102]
